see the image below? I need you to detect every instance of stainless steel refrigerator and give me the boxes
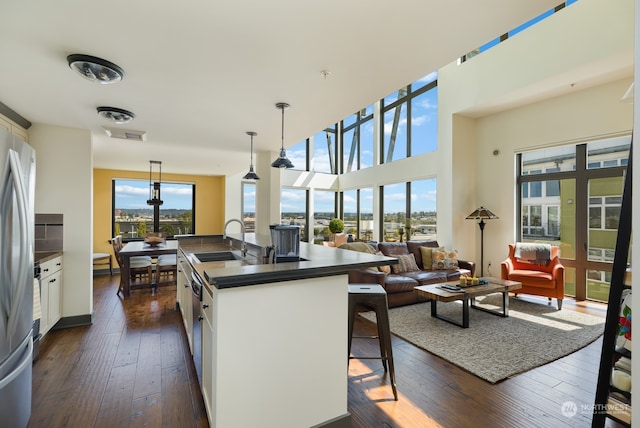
[0,127,35,428]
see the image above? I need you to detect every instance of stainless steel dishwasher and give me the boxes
[191,271,203,386]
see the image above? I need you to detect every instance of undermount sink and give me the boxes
[193,251,240,263]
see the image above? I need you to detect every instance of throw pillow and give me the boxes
[420,246,442,271]
[376,251,391,273]
[431,248,459,270]
[391,253,420,274]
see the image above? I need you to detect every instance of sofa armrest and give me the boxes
[458,260,476,277]
[348,268,386,286]
[550,257,565,288]
[501,258,514,279]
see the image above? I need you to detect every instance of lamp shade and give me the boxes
[466,206,498,220]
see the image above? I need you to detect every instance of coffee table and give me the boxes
[414,278,522,328]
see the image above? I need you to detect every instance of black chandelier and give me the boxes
[147,160,163,206]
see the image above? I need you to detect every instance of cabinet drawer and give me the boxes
[40,255,63,277]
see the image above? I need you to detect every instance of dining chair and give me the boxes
[111,236,153,295]
[155,253,177,287]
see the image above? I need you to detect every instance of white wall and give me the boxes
[29,124,93,319]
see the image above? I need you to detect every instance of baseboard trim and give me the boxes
[52,313,94,330]
[310,413,351,428]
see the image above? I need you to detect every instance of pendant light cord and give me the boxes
[280,105,285,150]
[250,134,254,166]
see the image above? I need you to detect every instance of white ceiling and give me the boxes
[1,0,571,176]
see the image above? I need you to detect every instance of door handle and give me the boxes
[5,149,30,339]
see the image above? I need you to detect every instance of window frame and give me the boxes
[112,178,196,241]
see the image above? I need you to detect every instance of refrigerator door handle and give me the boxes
[0,335,32,390]
[4,149,30,340]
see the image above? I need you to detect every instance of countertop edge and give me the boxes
[35,251,63,263]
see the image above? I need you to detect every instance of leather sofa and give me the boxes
[340,240,476,308]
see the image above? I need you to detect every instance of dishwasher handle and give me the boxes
[191,272,203,301]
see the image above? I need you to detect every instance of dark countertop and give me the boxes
[177,234,396,291]
[35,251,63,263]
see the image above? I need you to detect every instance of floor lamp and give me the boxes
[466,207,498,277]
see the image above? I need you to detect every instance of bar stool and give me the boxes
[348,284,398,400]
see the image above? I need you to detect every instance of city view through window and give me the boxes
[113,179,194,239]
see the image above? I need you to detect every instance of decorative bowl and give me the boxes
[144,236,165,246]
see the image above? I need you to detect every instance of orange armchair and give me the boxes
[501,243,565,310]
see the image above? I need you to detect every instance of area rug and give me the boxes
[359,295,605,383]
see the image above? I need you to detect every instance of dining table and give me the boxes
[119,239,179,297]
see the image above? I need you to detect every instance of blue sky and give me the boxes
[115,180,193,210]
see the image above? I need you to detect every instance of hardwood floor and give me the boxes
[29,275,207,428]
[30,275,623,428]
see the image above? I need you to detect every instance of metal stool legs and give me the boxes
[348,284,398,400]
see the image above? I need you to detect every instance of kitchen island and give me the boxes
[176,234,395,428]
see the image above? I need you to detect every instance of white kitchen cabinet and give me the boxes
[39,254,63,336]
[201,285,214,423]
[177,251,192,349]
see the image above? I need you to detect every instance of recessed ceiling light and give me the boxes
[97,107,135,124]
[67,54,124,84]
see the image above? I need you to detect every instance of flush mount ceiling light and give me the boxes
[97,107,135,124]
[243,131,260,180]
[271,102,294,169]
[67,54,124,84]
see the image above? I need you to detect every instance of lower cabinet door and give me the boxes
[47,270,62,328]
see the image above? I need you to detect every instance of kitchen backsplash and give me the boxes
[35,213,63,252]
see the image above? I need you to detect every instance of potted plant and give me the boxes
[328,218,345,243]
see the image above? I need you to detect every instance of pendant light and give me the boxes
[146,160,163,206]
[243,131,260,180]
[271,102,294,169]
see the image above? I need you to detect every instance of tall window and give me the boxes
[410,73,438,156]
[288,139,309,171]
[381,182,406,241]
[517,135,630,301]
[342,105,374,172]
[313,126,338,174]
[409,179,437,239]
[280,187,309,241]
[113,179,195,239]
[242,182,256,233]
[380,179,437,242]
[381,72,438,163]
[382,88,408,163]
[313,190,336,243]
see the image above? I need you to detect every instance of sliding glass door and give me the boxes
[517,136,630,301]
